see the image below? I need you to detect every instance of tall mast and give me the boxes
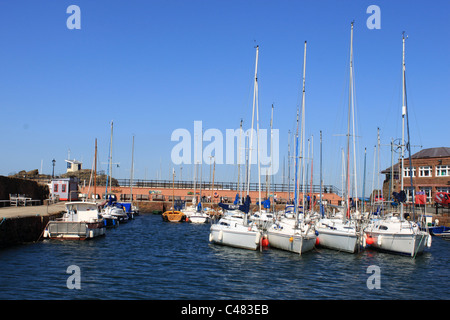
[300,41,307,219]
[320,131,324,217]
[400,32,406,219]
[377,128,381,203]
[345,22,354,220]
[270,104,274,212]
[172,168,175,213]
[94,138,97,199]
[294,109,300,216]
[389,139,394,202]
[310,135,314,212]
[371,144,376,209]
[212,159,216,205]
[297,40,307,225]
[288,130,291,204]
[105,120,113,196]
[199,129,203,206]
[351,33,358,214]
[238,119,243,202]
[402,31,415,220]
[130,135,135,202]
[362,147,367,213]
[109,120,113,193]
[246,45,259,197]
[256,52,261,215]
[193,161,197,206]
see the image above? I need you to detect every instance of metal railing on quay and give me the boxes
[115,178,341,195]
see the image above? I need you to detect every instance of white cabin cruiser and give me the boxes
[43,202,105,240]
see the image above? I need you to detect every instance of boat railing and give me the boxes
[48,221,87,236]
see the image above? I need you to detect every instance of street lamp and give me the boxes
[52,159,56,178]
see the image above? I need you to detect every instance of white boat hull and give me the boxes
[364,216,431,256]
[316,228,359,253]
[44,221,105,240]
[209,227,259,251]
[365,231,429,256]
[184,210,210,224]
[266,230,316,254]
[188,215,209,224]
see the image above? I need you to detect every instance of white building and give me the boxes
[50,177,79,201]
[65,159,82,173]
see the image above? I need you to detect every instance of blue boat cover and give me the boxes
[219,195,251,213]
[233,193,240,205]
[118,203,132,213]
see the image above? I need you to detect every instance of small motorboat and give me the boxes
[162,210,186,222]
[43,202,106,240]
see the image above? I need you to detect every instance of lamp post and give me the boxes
[52,159,56,178]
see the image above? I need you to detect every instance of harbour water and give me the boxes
[0,213,449,301]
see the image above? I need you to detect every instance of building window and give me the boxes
[437,187,450,193]
[403,167,416,177]
[62,184,66,193]
[54,184,58,192]
[405,187,415,202]
[436,165,450,177]
[419,166,432,177]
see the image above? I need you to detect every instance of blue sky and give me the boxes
[0,0,449,197]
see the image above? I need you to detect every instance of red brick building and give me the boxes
[382,147,450,203]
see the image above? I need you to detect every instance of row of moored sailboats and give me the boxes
[207,23,431,258]
[209,198,431,257]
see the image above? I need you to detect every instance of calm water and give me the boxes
[0,213,449,300]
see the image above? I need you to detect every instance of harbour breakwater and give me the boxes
[0,202,66,248]
[0,214,55,248]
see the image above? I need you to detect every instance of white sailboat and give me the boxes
[315,217,360,253]
[209,45,263,251]
[266,41,317,255]
[315,22,361,254]
[184,194,209,224]
[364,32,431,257]
[124,135,140,218]
[250,104,276,232]
[209,195,262,250]
[183,154,209,223]
[100,121,129,223]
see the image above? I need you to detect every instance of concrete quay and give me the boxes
[0,203,66,248]
[0,202,66,219]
